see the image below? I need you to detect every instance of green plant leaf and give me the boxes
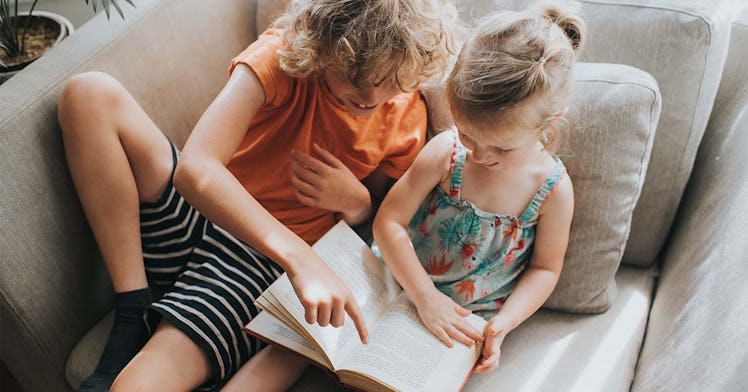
[111,0,124,19]
[85,0,134,20]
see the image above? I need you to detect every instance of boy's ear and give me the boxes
[421,84,455,140]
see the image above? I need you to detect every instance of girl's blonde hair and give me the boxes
[272,0,457,92]
[447,5,586,153]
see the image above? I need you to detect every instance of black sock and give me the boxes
[78,288,152,392]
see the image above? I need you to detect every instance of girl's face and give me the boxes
[323,69,403,116]
[458,125,542,170]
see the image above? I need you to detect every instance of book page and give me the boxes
[265,222,402,369]
[244,311,330,368]
[339,292,486,392]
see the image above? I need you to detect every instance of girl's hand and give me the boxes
[290,144,371,222]
[413,290,484,348]
[286,254,369,344]
[474,316,512,373]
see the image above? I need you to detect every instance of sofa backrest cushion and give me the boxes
[546,63,660,313]
[430,0,735,267]
[0,0,255,390]
[632,6,748,390]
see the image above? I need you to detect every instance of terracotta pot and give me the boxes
[0,11,75,80]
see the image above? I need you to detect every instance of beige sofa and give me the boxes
[1,0,746,391]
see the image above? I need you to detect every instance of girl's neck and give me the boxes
[454,141,556,217]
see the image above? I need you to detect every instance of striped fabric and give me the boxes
[140,144,283,390]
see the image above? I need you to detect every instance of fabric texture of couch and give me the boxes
[1,0,746,391]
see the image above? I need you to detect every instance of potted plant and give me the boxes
[0,0,133,82]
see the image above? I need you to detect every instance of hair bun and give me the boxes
[542,5,586,55]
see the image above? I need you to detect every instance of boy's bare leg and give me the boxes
[59,71,173,292]
[111,320,212,392]
[221,345,310,392]
[59,71,177,391]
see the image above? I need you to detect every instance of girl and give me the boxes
[373,5,585,374]
[59,0,455,390]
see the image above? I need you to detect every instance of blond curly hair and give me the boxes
[447,5,586,153]
[272,0,458,92]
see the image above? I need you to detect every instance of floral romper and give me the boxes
[403,133,566,319]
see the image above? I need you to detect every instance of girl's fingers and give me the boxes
[482,353,498,365]
[445,324,475,347]
[455,319,484,343]
[474,353,499,373]
[454,305,471,317]
[432,326,454,348]
[482,336,497,357]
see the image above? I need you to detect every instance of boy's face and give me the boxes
[323,69,403,116]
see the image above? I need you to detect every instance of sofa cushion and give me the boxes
[457,0,734,268]
[281,266,654,391]
[543,63,659,313]
[632,7,748,391]
[465,266,653,391]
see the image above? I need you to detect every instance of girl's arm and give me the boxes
[373,132,484,348]
[173,64,368,342]
[475,174,575,373]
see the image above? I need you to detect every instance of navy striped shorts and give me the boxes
[140,144,283,390]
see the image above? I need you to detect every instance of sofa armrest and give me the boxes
[632,8,748,391]
[0,1,256,390]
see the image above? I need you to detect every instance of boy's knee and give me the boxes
[58,72,125,128]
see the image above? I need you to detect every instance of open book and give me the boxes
[244,221,486,392]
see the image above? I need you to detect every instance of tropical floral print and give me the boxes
[426,254,454,276]
[405,131,566,320]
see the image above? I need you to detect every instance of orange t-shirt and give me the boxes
[227,30,427,244]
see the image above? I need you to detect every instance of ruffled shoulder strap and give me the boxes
[448,130,467,200]
[519,157,567,222]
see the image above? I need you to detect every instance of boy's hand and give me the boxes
[413,290,484,348]
[287,255,369,344]
[290,144,370,221]
[474,316,511,373]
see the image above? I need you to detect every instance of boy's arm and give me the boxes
[475,174,574,373]
[373,132,483,347]
[342,166,393,229]
[174,64,368,342]
[421,85,455,139]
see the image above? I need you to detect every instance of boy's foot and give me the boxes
[77,288,152,392]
